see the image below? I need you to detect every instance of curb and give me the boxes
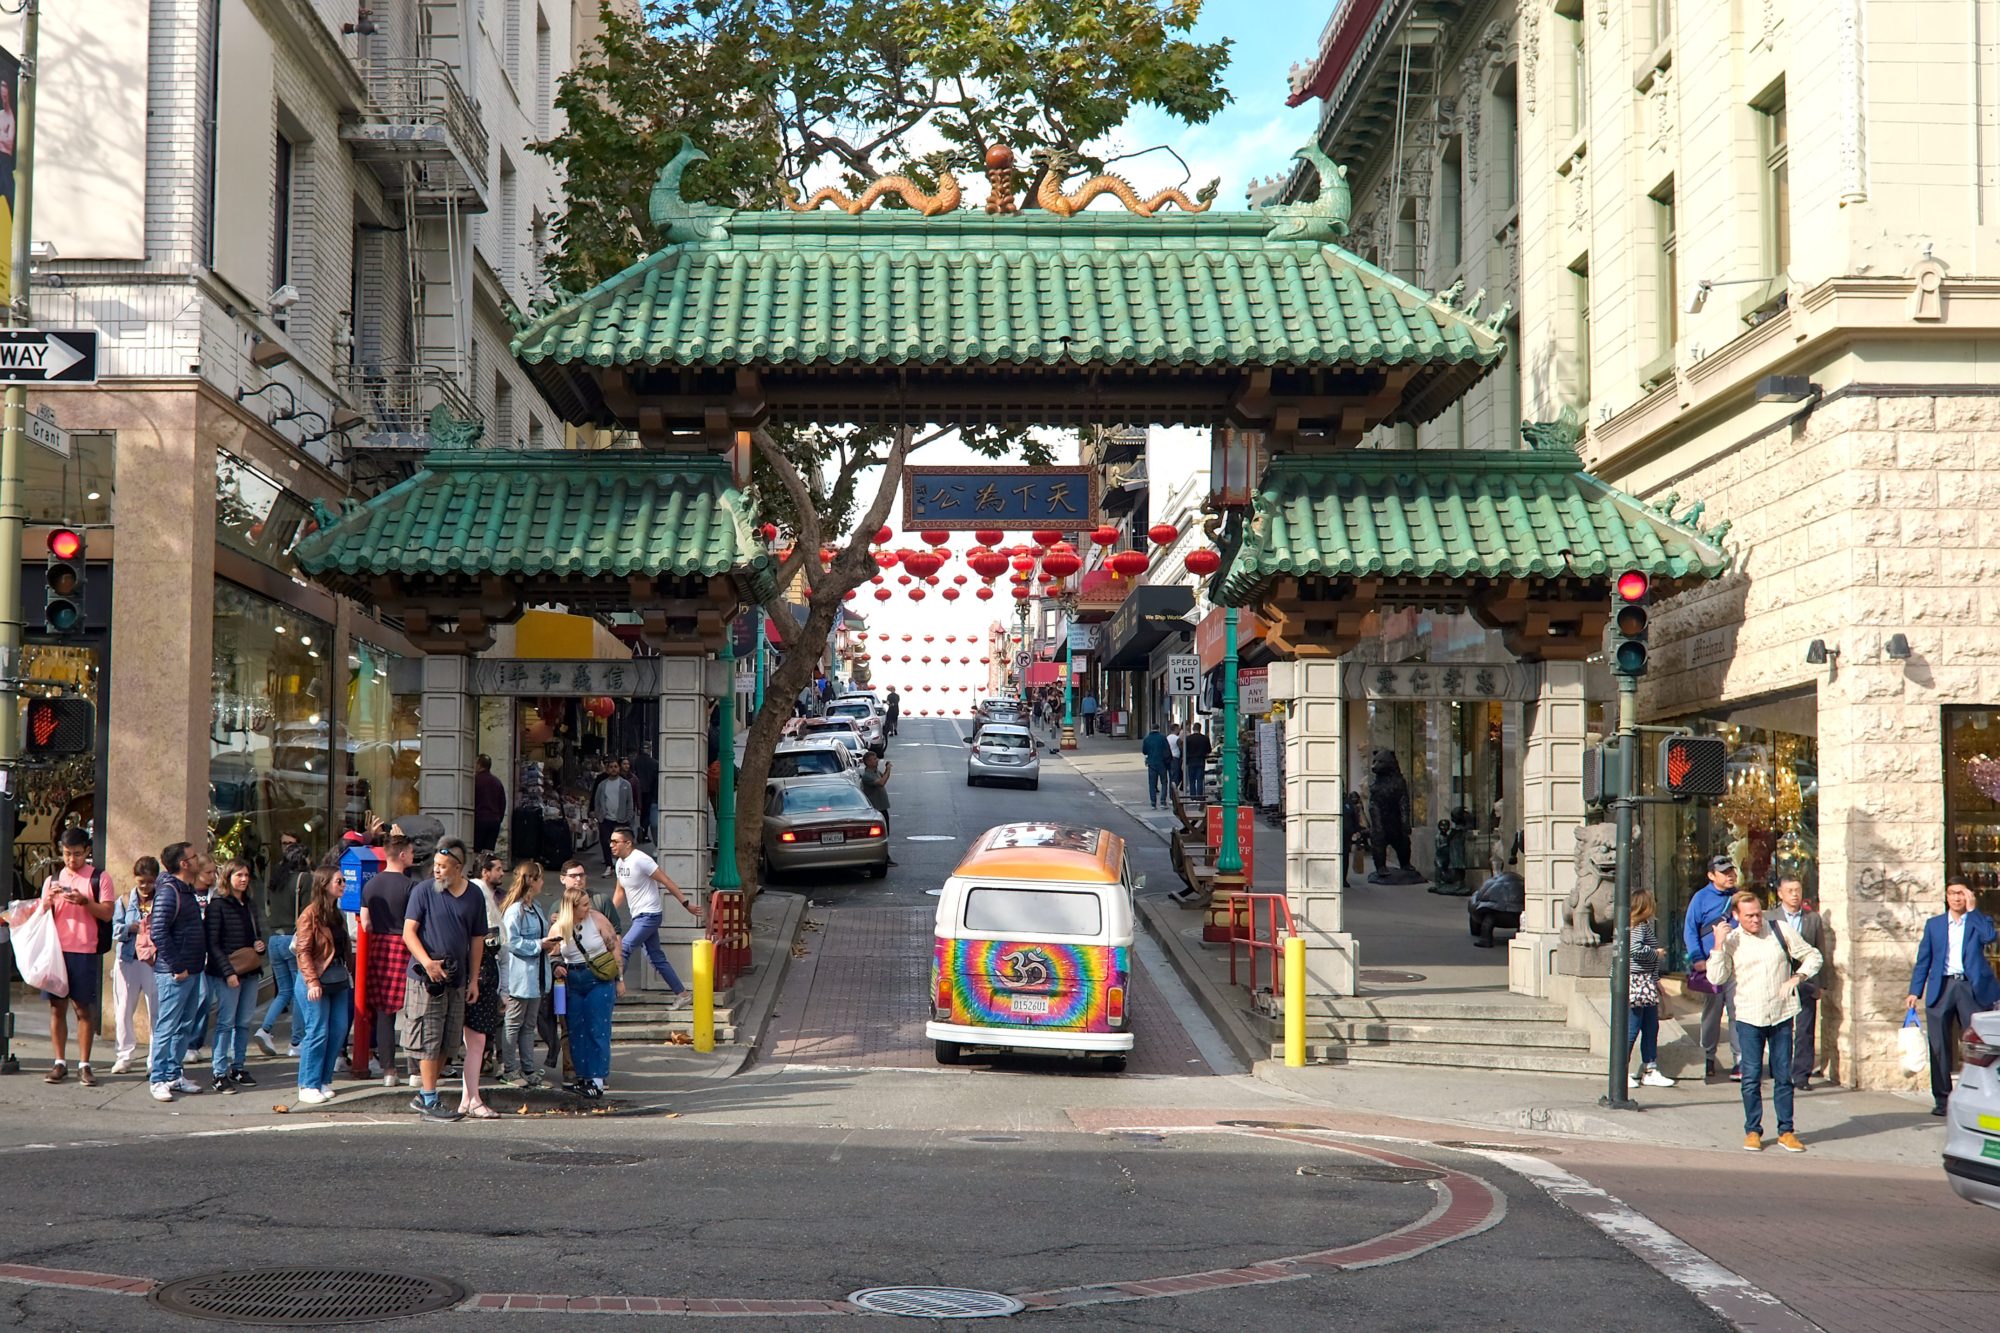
[1134,896,1271,1072]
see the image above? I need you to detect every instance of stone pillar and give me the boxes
[635,655,711,994]
[1276,657,1358,995]
[1511,660,1589,997]
[418,655,476,838]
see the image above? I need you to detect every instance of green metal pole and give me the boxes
[1604,673,1639,1109]
[1217,607,1242,877]
[712,630,740,890]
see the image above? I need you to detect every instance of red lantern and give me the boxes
[1011,585,1031,600]
[974,528,1004,546]
[903,550,945,579]
[952,573,967,585]
[909,587,926,601]
[774,546,793,565]
[945,634,957,642]
[875,526,894,545]
[760,522,779,542]
[901,655,911,662]
[981,656,992,665]
[875,588,892,601]
[923,635,934,642]
[919,529,951,547]
[1032,528,1064,546]
[1184,548,1222,576]
[876,549,900,568]
[586,696,617,720]
[921,656,931,664]
[1148,522,1179,546]
[819,546,837,566]
[896,574,911,585]
[942,587,960,601]
[1109,549,1151,578]
[976,587,994,600]
[925,575,939,585]
[843,589,857,600]
[1041,542,1082,578]
[1090,524,1120,547]
[968,548,1010,580]
[1010,555,1036,573]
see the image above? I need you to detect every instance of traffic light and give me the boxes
[43,527,85,635]
[1660,734,1728,799]
[21,697,93,757]
[1611,569,1648,677]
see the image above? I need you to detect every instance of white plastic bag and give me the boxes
[1899,1009,1929,1076]
[13,905,67,996]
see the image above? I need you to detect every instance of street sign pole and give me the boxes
[0,0,42,1077]
[1216,608,1243,885]
[1603,672,1640,1111]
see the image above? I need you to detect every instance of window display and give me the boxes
[1945,707,2000,914]
[346,641,421,836]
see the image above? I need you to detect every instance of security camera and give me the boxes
[269,284,302,313]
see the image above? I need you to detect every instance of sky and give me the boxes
[822,2,1336,709]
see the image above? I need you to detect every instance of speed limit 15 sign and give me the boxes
[1167,653,1200,696]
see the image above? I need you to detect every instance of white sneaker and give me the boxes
[407,1073,422,1087]
[297,1087,327,1105]
[111,1055,133,1075]
[368,1059,384,1078]
[1642,1067,1677,1088]
[1627,1074,1640,1089]
[173,1076,203,1094]
[150,1082,175,1102]
[383,1072,398,1088]
[319,1085,335,1099]
[287,1044,301,1058]
[252,1030,277,1057]
[186,1048,201,1063]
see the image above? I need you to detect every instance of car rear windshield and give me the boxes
[780,785,871,814]
[772,751,844,777]
[828,703,871,719]
[964,887,1103,937]
[979,731,1031,750]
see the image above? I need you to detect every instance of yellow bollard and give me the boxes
[1284,935,1306,1068]
[692,938,716,1053]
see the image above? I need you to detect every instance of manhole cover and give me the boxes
[849,1287,1024,1318]
[1107,1131,1167,1146]
[508,1151,644,1167]
[1359,969,1428,984]
[906,835,956,842]
[150,1269,466,1326]
[1298,1163,1444,1184]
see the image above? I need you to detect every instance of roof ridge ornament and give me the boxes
[781,168,964,216]
[1260,143,1351,242]
[428,402,486,449]
[1028,147,1218,218]
[649,137,732,243]
[1521,406,1582,457]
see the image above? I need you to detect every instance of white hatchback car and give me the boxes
[1944,1009,2000,1210]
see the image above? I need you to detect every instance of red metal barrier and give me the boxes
[707,889,749,989]
[1225,892,1296,1000]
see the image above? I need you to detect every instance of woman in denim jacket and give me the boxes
[110,857,161,1074]
[498,862,554,1089]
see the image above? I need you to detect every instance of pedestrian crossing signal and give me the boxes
[22,697,93,757]
[1660,735,1726,799]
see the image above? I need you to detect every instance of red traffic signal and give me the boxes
[48,528,82,561]
[1615,570,1648,602]
[1611,568,1649,677]
[1660,735,1727,799]
[23,697,94,756]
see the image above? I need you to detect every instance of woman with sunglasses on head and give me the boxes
[544,864,623,1099]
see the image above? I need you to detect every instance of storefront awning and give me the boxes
[1102,584,1195,671]
[1194,607,1274,671]
[1025,662,1062,686]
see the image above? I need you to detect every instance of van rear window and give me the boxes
[964,888,1102,937]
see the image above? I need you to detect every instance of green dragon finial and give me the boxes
[1521,405,1583,457]
[1261,142,1351,242]
[427,403,486,449]
[648,136,731,243]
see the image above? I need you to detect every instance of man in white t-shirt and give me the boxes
[608,827,701,1001]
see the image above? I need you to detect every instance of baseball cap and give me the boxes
[1707,855,1737,873]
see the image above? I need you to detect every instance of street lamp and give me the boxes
[713,628,739,892]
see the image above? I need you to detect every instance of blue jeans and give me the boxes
[1187,768,1205,800]
[293,973,354,1091]
[210,973,263,1078]
[1736,1020,1795,1135]
[260,936,297,1039]
[621,913,685,993]
[565,966,616,1084]
[1625,1003,1660,1066]
[148,972,204,1085]
[190,975,219,1051]
[1147,766,1169,806]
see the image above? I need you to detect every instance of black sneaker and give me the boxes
[420,1101,465,1123]
[228,1068,257,1088]
[211,1077,237,1096]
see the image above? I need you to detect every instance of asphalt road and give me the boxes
[0,719,1731,1331]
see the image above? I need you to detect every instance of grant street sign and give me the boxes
[903,465,1097,530]
[0,330,98,384]
[25,404,70,458]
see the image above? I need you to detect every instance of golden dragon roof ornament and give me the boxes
[776,143,1220,218]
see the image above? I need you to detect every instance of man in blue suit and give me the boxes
[1907,880,2000,1115]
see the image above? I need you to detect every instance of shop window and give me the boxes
[12,644,104,898]
[23,431,115,527]
[345,641,422,837]
[1946,708,2000,917]
[210,579,334,928]
[216,449,313,572]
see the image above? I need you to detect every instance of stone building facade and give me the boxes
[1516,0,2000,1088]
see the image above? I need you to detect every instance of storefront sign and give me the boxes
[902,465,1097,529]
[1342,661,1533,702]
[1167,653,1200,696]
[474,659,664,696]
[1239,667,1269,714]
[1193,606,1272,671]
[1067,624,1096,654]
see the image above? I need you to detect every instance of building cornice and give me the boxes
[247,0,370,114]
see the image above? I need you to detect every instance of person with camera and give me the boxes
[290,867,354,1106]
[545,867,625,1099]
[400,838,489,1123]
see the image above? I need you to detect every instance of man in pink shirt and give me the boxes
[39,829,115,1086]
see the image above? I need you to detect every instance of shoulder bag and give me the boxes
[583,915,622,982]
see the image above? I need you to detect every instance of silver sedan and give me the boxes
[965,724,1040,788]
[762,780,890,878]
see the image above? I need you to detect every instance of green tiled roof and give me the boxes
[511,211,1506,427]
[1218,449,1731,605]
[295,450,775,600]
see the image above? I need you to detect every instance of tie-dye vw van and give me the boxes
[926,822,1136,1072]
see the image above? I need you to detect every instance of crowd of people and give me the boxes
[25,816,700,1122]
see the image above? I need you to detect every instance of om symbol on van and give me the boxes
[996,947,1055,992]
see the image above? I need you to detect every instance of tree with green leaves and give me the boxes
[535,0,1230,891]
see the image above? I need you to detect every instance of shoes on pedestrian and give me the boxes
[368,1059,384,1078]
[383,1072,400,1088]
[1728,1066,1743,1082]
[318,1085,336,1099]
[407,1073,423,1087]
[287,1044,301,1058]
[1641,1066,1676,1088]
[495,1072,520,1087]
[1776,1132,1806,1153]
[1742,1133,1763,1152]
[421,1100,465,1123]
[229,1068,257,1087]
[1627,1073,1639,1090]
[112,1054,134,1075]
[173,1076,204,1094]
[443,1064,463,1080]
[43,1061,65,1084]
[253,1030,278,1058]
[77,1064,97,1088]
[150,1082,175,1102]
[211,1077,237,1096]
[1933,1104,1948,1117]
[186,1047,204,1063]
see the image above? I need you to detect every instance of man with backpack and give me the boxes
[37,829,116,1087]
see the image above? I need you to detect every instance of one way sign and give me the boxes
[0,331,98,384]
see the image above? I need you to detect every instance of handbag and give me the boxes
[1899,1008,1929,1075]
[228,946,263,976]
[318,959,352,989]
[1685,967,1719,995]
[586,948,622,982]
[15,906,67,995]
[91,871,112,954]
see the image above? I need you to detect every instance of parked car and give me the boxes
[762,780,889,878]
[965,724,1040,788]
[975,697,1027,725]
[797,716,869,760]
[823,697,886,752]
[769,739,863,788]
[1467,870,1524,948]
[1945,1010,2000,1211]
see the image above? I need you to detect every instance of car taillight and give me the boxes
[1106,984,1126,1027]
[934,953,952,1017]
[867,824,884,837]
[1965,1035,2000,1068]
[779,831,797,843]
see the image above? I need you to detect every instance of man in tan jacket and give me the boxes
[1709,889,1823,1153]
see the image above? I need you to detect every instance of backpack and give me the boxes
[91,870,112,953]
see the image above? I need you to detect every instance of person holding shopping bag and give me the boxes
[545,872,623,1100]
[289,868,354,1106]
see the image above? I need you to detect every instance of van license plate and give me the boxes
[819,832,845,845]
[1009,995,1051,1015]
